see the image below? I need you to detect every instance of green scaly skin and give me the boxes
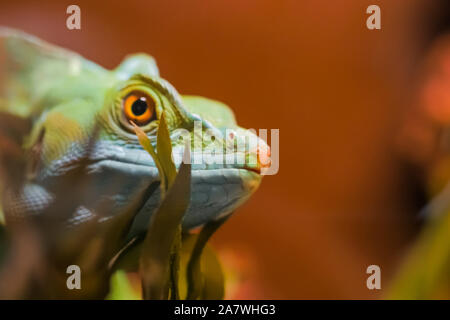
[0,28,265,236]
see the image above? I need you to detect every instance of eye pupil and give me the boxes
[131,98,148,116]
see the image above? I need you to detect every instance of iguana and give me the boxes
[0,28,269,237]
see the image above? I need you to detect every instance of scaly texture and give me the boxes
[0,27,266,237]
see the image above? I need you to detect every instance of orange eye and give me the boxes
[123,92,156,126]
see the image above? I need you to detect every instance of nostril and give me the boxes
[258,143,271,168]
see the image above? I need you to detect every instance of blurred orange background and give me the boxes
[0,0,446,299]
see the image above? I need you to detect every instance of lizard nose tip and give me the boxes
[243,137,271,175]
[258,143,271,169]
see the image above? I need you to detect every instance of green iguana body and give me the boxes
[0,28,266,236]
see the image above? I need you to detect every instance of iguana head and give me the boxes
[86,55,269,234]
[0,29,269,235]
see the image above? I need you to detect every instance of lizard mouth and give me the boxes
[244,165,261,174]
[89,158,262,230]
[242,151,271,175]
